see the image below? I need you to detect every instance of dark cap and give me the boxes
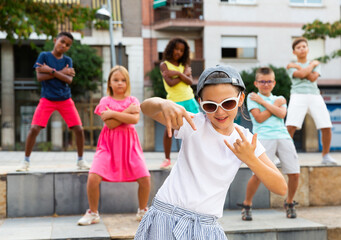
[197,65,245,96]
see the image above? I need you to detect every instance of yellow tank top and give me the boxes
[162,61,195,102]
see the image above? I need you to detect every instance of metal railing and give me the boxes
[154,0,203,22]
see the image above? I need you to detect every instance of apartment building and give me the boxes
[142,0,341,151]
[0,0,144,150]
[1,0,340,152]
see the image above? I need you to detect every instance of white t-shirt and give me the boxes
[156,112,265,218]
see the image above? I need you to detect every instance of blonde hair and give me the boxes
[106,65,131,97]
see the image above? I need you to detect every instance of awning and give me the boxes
[153,0,167,9]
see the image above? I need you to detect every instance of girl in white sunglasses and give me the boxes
[135,65,287,240]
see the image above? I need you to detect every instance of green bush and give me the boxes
[147,66,167,99]
[240,65,292,102]
[37,142,52,151]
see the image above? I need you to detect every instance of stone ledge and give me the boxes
[270,166,341,208]
[0,175,6,218]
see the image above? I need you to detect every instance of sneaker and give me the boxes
[77,160,90,170]
[16,161,30,172]
[237,203,252,221]
[77,209,100,226]
[284,200,298,219]
[136,207,148,221]
[160,159,171,170]
[321,154,337,165]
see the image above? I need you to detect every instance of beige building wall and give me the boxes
[203,0,341,82]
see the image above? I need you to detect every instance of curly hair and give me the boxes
[162,38,190,66]
[56,32,74,41]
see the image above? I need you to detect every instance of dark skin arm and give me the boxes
[35,63,75,85]
[160,62,193,87]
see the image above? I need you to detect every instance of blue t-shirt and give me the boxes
[34,51,72,101]
[247,93,291,140]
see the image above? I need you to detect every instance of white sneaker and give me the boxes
[77,209,100,226]
[77,160,90,170]
[16,161,30,172]
[322,154,337,165]
[136,207,148,221]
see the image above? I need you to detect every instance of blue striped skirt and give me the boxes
[134,198,227,240]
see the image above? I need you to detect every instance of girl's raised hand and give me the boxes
[224,127,257,165]
[161,100,196,137]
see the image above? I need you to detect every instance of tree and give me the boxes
[0,0,96,42]
[303,19,341,63]
[42,40,103,98]
[146,66,167,99]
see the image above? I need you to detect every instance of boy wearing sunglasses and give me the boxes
[134,65,287,240]
[238,67,300,220]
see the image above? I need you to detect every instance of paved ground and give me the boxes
[0,207,336,240]
[0,151,340,174]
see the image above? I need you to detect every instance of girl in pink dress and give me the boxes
[78,66,151,225]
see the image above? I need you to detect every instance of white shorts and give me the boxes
[260,139,300,174]
[286,94,332,130]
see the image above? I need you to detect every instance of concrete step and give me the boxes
[1,207,338,240]
[4,167,272,218]
[1,152,341,218]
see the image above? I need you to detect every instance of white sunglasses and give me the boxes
[200,92,241,113]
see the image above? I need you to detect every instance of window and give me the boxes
[221,36,257,59]
[14,45,39,79]
[157,39,195,60]
[291,37,325,60]
[221,0,256,4]
[289,0,322,6]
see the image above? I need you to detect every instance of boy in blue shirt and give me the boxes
[16,32,89,171]
[238,67,300,220]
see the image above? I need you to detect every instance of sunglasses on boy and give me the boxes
[200,92,241,113]
[256,80,275,85]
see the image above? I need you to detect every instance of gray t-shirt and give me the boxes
[287,61,321,95]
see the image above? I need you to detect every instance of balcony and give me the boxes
[153,0,204,31]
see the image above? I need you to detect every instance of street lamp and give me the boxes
[95,0,121,68]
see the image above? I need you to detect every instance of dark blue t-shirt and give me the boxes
[34,51,72,101]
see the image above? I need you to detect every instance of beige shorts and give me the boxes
[286,94,332,130]
[260,138,300,174]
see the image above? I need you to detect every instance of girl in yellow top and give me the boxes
[159,37,200,169]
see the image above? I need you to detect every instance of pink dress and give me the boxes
[89,96,150,182]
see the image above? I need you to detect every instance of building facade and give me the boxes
[0,0,144,151]
[142,0,341,151]
[1,0,340,152]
